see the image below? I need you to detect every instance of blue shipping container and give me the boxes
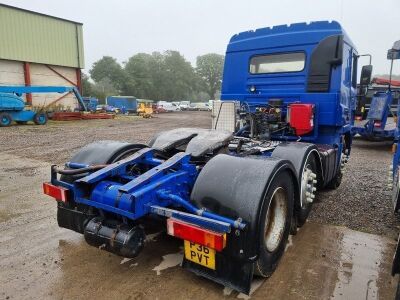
[106,96,137,113]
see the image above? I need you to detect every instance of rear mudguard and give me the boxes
[57,140,147,233]
[67,140,147,165]
[271,142,340,188]
[188,154,298,294]
[272,142,323,188]
[393,233,400,276]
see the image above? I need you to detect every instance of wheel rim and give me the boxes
[1,116,10,125]
[300,165,317,208]
[264,187,287,252]
[38,115,45,124]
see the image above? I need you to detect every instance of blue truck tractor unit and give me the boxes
[43,21,369,294]
[0,86,87,127]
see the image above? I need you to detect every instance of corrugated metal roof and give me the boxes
[0,4,83,25]
[0,4,84,68]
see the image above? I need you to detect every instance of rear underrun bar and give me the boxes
[156,190,246,230]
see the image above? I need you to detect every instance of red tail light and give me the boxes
[374,121,382,128]
[167,218,226,251]
[43,182,69,203]
[287,104,314,136]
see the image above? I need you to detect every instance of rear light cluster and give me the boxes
[287,103,314,136]
[374,121,382,128]
[167,218,226,251]
[43,182,69,203]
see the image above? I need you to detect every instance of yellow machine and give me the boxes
[137,99,153,118]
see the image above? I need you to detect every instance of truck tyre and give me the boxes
[254,170,294,277]
[326,168,342,189]
[392,167,400,213]
[57,141,148,233]
[60,141,147,184]
[296,155,318,226]
[0,112,12,127]
[33,112,48,125]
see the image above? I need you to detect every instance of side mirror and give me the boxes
[387,40,400,60]
[360,65,373,86]
[393,40,400,51]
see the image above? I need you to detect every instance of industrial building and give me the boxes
[0,4,84,110]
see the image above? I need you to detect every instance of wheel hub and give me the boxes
[264,187,287,252]
[300,167,317,206]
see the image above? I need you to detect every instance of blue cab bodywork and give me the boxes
[221,21,358,147]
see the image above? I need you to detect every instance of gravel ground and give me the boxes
[0,111,398,238]
[0,112,210,164]
[310,138,400,239]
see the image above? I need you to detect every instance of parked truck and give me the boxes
[0,86,87,127]
[106,96,137,114]
[388,41,400,298]
[352,59,399,140]
[42,21,369,294]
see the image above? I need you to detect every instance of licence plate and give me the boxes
[184,240,216,270]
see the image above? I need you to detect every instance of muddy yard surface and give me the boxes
[0,111,398,299]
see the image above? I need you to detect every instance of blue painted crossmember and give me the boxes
[119,152,190,193]
[76,148,154,184]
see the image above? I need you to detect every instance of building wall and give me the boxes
[0,59,80,110]
[0,4,84,68]
[0,5,84,110]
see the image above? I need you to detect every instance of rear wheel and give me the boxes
[58,142,147,232]
[255,171,294,277]
[326,168,342,189]
[60,142,147,184]
[297,155,318,226]
[33,112,47,125]
[393,167,400,213]
[0,112,12,127]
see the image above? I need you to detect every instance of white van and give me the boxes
[157,101,180,112]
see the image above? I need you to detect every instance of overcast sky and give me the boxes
[2,0,400,74]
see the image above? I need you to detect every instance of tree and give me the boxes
[124,53,155,98]
[161,50,198,100]
[91,77,118,103]
[196,53,225,99]
[81,73,94,97]
[89,56,127,93]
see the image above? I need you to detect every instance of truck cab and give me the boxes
[221,21,359,147]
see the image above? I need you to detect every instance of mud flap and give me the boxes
[393,233,400,276]
[189,154,297,294]
[182,255,254,294]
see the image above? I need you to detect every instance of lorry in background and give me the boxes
[0,86,87,127]
[42,21,369,294]
[82,97,99,112]
[352,51,400,140]
[355,78,400,121]
[383,40,400,299]
[106,96,137,114]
